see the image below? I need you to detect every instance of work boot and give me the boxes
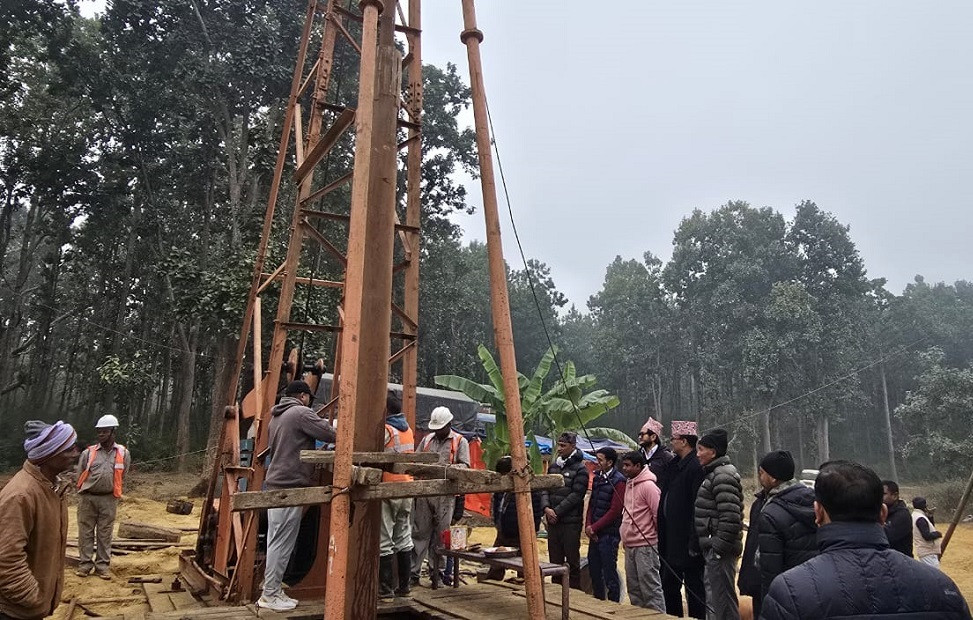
[429,556,442,590]
[379,555,396,600]
[395,551,412,597]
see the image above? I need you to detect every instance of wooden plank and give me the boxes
[118,521,182,543]
[293,108,355,184]
[166,590,203,610]
[232,486,332,511]
[391,463,501,484]
[300,450,440,464]
[351,465,384,485]
[147,607,257,619]
[143,583,176,613]
[358,475,564,500]
[232,475,564,510]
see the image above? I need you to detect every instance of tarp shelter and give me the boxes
[312,373,481,432]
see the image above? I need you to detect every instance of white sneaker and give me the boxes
[257,594,298,611]
[281,592,299,606]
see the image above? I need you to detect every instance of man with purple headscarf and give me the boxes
[0,420,79,620]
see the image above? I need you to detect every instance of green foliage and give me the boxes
[435,345,619,474]
[895,347,973,478]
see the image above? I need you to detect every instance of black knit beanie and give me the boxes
[759,450,795,481]
[698,429,728,457]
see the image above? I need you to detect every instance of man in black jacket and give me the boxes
[660,420,706,619]
[542,431,589,590]
[883,480,914,557]
[694,429,743,620]
[486,456,543,580]
[762,460,971,620]
[639,416,674,486]
[753,451,817,619]
[737,488,766,618]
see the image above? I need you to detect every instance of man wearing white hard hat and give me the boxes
[410,406,470,588]
[76,414,130,579]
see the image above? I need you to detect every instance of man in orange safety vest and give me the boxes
[76,415,130,580]
[380,392,415,600]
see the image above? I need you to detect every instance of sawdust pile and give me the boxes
[50,473,201,619]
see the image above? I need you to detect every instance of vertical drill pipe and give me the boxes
[324,1,385,617]
[401,0,422,430]
[460,1,546,618]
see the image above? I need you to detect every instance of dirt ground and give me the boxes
[2,471,204,620]
[0,470,970,617]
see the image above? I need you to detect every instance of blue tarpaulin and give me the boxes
[477,414,633,462]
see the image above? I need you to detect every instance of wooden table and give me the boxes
[440,549,570,620]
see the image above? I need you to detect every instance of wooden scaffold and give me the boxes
[183,1,560,618]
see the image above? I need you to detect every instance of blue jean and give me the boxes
[588,533,622,602]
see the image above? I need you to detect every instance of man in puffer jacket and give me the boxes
[754,451,817,617]
[694,429,743,620]
[542,431,590,589]
[883,479,914,557]
[761,460,971,620]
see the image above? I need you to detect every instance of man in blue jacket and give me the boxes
[585,447,626,602]
[761,460,971,619]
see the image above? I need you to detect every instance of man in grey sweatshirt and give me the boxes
[258,380,336,612]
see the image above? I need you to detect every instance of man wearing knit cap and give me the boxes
[638,416,674,486]
[0,420,80,620]
[751,450,817,618]
[694,429,743,620]
[660,420,706,619]
[911,497,943,568]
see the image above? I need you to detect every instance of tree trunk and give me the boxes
[797,416,806,473]
[816,415,830,463]
[759,411,771,456]
[175,324,199,472]
[879,362,898,480]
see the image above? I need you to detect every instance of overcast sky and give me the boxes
[80,1,973,309]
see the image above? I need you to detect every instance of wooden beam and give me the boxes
[232,486,333,511]
[261,272,343,289]
[351,465,384,485]
[293,108,356,184]
[391,462,501,484]
[301,450,440,465]
[231,475,564,511]
[359,476,564,500]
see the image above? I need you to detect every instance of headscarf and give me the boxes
[24,420,77,462]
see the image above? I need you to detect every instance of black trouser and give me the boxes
[547,520,583,589]
[661,560,706,618]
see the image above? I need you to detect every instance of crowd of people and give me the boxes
[0,390,970,619]
[534,418,970,619]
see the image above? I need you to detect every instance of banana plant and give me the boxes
[435,345,621,473]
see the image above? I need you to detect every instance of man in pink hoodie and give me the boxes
[620,450,666,613]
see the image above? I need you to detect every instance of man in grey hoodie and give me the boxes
[258,380,336,612]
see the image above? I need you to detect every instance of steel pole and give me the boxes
[460,1,546,617]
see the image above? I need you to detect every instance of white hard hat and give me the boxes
[428,407,453,431]
[95,414,120,429]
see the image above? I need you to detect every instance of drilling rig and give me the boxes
[183,1,553,618]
